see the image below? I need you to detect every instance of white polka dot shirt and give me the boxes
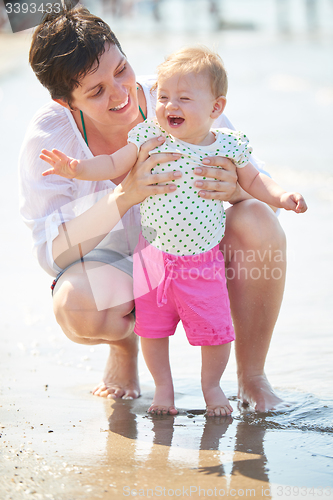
[128,119,252,255]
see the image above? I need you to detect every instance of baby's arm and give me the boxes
[237,162,307,213]
[40,143,138,181]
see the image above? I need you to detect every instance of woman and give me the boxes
[19,4,286,411]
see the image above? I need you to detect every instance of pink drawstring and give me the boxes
[156,257,177,307]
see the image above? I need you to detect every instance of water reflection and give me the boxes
[199,414,232,450]
[107,397,271,496]
[231,422,269,483]
[106,392,333,494]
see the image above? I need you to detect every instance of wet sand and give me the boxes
[1,9,333,499]
[1,367,333,500]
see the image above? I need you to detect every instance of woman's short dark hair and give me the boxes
[29,2,125,105]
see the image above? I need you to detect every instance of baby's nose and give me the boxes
[166,100,178,110]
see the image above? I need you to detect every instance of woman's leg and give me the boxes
[52,261,139,399]
[140,337,178,415]
[221,200,287,411]
[201,343,233,417]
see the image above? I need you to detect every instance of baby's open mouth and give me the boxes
[168,115,185,126]
[110,95,129,111]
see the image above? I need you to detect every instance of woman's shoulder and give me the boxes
[213,113,236,130]
[137,75,157,118]
[22,101,72,150]
[21,100,87,161]
[137,74,157,92]
[27,101,70,135]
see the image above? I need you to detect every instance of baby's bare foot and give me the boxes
[203,386,233,417]
[148,384,178,415]
[206,404,233,417]
[148,404,178,415]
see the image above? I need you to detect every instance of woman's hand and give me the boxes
[115,137,182,209]
[193,156,238,201]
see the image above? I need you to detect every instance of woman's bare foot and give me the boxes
[238,372,283,412]
[203,386,233,417]
[92,334,140,399]
[148,384,178,415]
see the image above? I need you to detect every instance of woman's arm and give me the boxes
[52,138,182,269]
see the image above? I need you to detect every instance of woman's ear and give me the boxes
[53,98,74,110]
[211,96,227,119]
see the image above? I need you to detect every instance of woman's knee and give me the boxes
[223,200,286,254]
[53,279,102,337]
[54,285,134,343]
[52,267,134,342]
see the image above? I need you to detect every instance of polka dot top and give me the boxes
[128,119,252,256]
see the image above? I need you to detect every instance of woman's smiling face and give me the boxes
[69,43,138,128]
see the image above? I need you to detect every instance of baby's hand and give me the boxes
[280,192,307,213]
[40,148,81,178]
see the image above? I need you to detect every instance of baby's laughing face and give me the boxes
[156,72,223,146]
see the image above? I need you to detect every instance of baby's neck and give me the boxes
[196,130,216,146]
[174,130,216,147]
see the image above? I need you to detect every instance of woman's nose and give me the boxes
[108,83,127,103]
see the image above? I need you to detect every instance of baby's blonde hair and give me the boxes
[156,46,228,98]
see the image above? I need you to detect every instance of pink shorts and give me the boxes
[133,233,235,346]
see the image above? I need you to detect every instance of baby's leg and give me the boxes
[140,337,178,415]
[201,343,233,417]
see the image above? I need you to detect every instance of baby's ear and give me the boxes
[211,96,227,119]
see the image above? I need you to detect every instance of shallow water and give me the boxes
[1,0,333,497]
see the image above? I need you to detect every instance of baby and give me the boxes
[41,46,307,417]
